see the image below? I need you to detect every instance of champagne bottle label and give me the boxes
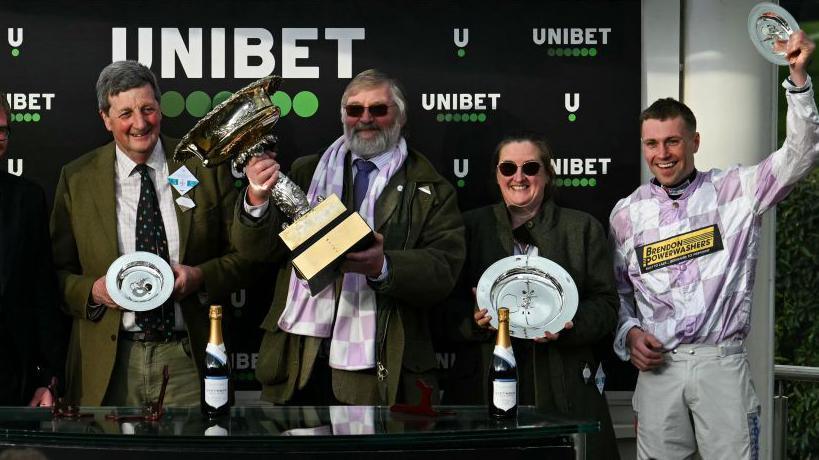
[492,379,517,411]
[204,376,229,408]
[205,342,229,408]
[493,345,516,367]
[206,342,228,364]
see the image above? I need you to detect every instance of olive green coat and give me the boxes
[50,135,253,405]
[444,200,620,459]
[232,149,465,405]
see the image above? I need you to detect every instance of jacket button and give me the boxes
[111,335,117,341]
[526,221,534,229]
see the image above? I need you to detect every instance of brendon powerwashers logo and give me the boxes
[533,27,611,57]
[7,28,22,57]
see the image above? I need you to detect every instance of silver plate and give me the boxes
[105,252,174,311]
[748,2,800,66]
[476,255,579,339]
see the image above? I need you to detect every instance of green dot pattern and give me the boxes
[556,177,599,187]
[10,112,41,122]
[568,113,576,122]
[11,49,20,57]
[234,179,244,189]
[457,179,465,188]
[548,47,599,57]
[186,91,211,118]
[212,91,233,108]
[457,49,466,58]
[160,91,185,117]
[435,112,488,123]
[293,91,318,117]
[271,91,292,117]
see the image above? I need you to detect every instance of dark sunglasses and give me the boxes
[497,161,542,177]
[344,104,393,118]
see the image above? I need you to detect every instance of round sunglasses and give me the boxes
[497,161,542,177]
[344,103,394,118]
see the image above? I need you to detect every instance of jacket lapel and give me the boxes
[492,202,515,256]
[162,136,191,262]
[374,166,406,232]
[90,144,119,261]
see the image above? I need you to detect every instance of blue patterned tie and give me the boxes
[133,164,175,340]
[353,159,377,211]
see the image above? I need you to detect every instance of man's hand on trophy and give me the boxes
[787,30,815,86]
[171,264,204,301]
[246,151,280,206]
[342,232,386,278]
[92,276,119,309]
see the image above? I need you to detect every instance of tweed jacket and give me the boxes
[444,200,620,458]
[232,148,465,405]
[50,135,253,405]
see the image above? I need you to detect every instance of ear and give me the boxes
[99,109,113,133]
[692,132,700,153]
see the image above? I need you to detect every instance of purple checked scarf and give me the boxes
[278,135,408,370]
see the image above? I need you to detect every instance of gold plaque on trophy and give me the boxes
[284,194,374,294]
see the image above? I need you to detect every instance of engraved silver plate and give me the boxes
[476,255,578,339]
[748,2,800,66]
[105,252,174,311]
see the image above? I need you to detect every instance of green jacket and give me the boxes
[50,135,254,405]
[232,148,465,404]
[444,200,619,459]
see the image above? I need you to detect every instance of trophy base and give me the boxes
[279,194,375,295]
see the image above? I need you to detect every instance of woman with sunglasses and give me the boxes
[441,133,619,459]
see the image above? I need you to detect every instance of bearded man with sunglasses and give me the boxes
[443,134,619,459]
[610,31,818,459]
[233,69,465,405]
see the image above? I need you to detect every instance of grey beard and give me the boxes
[344,122,402,158]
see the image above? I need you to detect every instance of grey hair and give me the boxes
[339,69,407,126]
[0,93,9,119]
[96,61,161,113]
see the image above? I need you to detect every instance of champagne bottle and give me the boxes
[202,305,231,418]
[488,307,517,419]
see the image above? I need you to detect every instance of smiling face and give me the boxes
[496,140,548,212]
[342,84,403,158]
[641,116,700,187]
[100,84,162,162]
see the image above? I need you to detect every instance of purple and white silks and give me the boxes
[610,78,819,360]
[278,135,408,370]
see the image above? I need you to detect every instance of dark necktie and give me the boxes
[353,159,377,211]
[134,164,175,340]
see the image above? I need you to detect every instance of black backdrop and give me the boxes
[1,0,640,393]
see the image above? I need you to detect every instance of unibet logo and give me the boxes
[551,156,611,188]
[5,158,23,176]
[533,27,611,57]
[453,28,468,58]
[453,158,468,188]
[422,93,500,123]
[4,93,55,123]
[160,89,318,119]
[112,27,365,79]
[7,28,22,57]
[565,93,579,122]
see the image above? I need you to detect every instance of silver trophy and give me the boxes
[174,77,373,295]
[106,252,174,311]
[748,2,800,66]
[476,255,578,339]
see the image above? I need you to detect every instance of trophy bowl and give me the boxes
[748,2,800,66]
[173,75,282,167]
[476,255,578,339]
[105,252,174,311]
